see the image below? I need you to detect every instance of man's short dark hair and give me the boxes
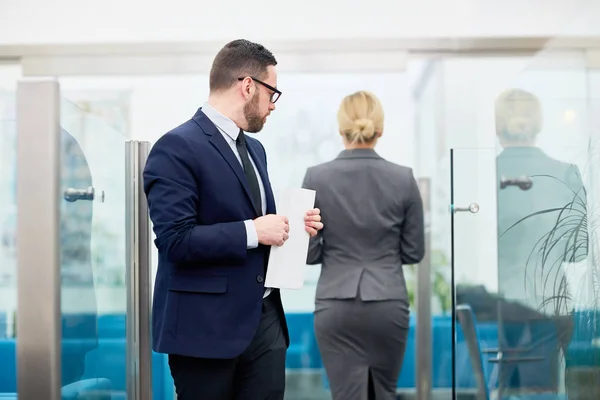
[209,39,278,92]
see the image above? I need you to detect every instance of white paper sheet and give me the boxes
[265,188,316,290]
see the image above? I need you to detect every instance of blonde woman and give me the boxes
[302,91,425,399]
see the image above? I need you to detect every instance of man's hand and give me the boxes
[254,214,290,246]
[304,208,323,237]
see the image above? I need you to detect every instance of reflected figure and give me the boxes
[302,91,425,400]
[5,128,98,386]
[59,129,98,385]
[495,89,585,393]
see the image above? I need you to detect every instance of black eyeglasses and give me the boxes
[238,76,282,103]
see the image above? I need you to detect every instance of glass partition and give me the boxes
[58,70,419,399]
[57,99,128,396]
[450,147,498,400]
[448,50,600,399]
[0,93,17,395]
[495,53,598,400]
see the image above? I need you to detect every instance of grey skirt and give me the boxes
[314,297,410,400]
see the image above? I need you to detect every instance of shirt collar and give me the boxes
[202,102,240,141]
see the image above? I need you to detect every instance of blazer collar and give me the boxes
[498,146,547,159]
[336,148,382,160]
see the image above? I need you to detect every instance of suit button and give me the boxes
[256,275,264,283]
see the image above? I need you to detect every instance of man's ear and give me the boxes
[240,77,254,100]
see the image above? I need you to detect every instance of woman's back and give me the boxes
[306,90,424,400]
[303,148,424,301]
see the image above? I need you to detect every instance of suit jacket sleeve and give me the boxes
[144,133,247,265]
[302,167,323,265]
[400,169,425,265]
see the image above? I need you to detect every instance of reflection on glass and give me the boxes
[452,84,599,399]
[495,89,580,397]
[495,89,598,398]
[441,53,600,399]
[59,100,126,396]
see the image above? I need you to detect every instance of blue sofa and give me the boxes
[1,310,598,398]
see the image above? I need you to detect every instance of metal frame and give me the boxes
[16,78,62,400]
[588,50,600,68]
[126,140,153,400]
[0,37,600,76]
[416,178,432,400]
[2,37,600,56]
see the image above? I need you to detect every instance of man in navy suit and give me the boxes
[143,39,323,400]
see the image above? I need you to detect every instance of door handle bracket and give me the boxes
[450,202,479,214]
[64,186,105,203]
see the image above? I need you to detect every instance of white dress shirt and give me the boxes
[201,102,272,298]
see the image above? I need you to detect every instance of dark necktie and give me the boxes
[236,130,262,215]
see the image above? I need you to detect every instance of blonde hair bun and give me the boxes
[337,91,384,144]
[495,89,542,143]
[506,116,533,137]
[351,118,376,141]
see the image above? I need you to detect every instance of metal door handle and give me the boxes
[64,186,105,203]
[450,203,479,214]
[500,176,533,191]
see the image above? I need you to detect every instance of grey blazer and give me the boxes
[301,148,425,302]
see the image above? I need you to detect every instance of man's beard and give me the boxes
[243,93,265,133]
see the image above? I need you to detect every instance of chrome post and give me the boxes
[125,140,153,400]
[16,78,62,400]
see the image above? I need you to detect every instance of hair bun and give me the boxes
[506,116,533,137]
[352,118,376,140]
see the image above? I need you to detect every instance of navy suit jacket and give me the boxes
[144,108,288,359]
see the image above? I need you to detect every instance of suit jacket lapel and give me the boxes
[193,109,258,214]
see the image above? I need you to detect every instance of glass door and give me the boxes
[449,50,599,399]
[493,53,597,399]
[450,147,498,400]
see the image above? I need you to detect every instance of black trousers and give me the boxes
[169,294,287,400]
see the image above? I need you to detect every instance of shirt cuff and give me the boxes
[244,219,259,249]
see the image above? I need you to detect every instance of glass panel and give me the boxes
[448,51,599,400]
[59,77,174,398]
[412,61,454,398]
[450,147,498,400]
[59,99,128,397]
[581,66,600,400]
[0,93,17,396]
[495,54,597,399]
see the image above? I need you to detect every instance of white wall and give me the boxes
[0,0,599,45]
